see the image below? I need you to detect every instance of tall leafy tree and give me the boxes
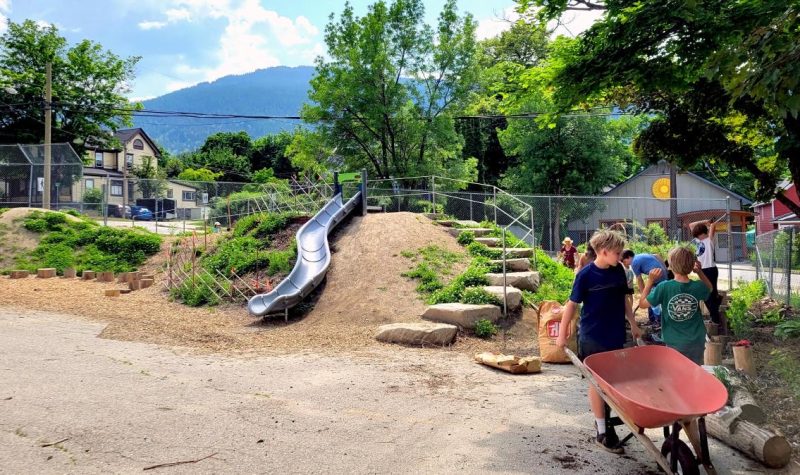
[302,0,479,180]
[521,0,800,214]
[0,20,139,145]
[252,131,297,177]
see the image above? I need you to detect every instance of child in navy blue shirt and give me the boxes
[557,229,641,454]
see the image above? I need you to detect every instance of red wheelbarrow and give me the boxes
[566,345,729,475]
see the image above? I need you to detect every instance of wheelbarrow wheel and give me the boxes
[660,438,699,475]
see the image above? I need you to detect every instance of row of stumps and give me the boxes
[8,268,155,297]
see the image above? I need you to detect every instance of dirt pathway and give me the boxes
[0,308,777,474]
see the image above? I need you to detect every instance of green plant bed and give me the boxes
[13,210,161,274]
[170,273,224,307]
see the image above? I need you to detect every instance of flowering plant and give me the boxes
[732,339,752,348]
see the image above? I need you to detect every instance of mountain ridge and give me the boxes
[133,65,315,153]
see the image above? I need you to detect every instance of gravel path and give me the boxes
[0,308,771,474]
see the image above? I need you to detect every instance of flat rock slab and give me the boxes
[489,258,530,272]
[375,322,458,346]
[486,272,540,292]
[422,303,501,329]
[503,248,534,258]
[481,286,522,310]
[446,228,493,238]
[474,237,501,247]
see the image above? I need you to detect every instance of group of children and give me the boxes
[555,220,720,454]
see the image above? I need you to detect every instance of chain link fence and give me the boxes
[751,227,800,306]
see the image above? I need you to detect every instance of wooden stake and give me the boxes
[733,345,756,377]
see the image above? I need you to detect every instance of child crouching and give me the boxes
[639,246,712,364]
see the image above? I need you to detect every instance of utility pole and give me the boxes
[43,62,52,210]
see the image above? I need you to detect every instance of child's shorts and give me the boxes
[670,344,704,365]
[578,338,623,362]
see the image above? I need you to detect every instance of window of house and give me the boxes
[126,153,134,169]
[85,179,94,189]
[167,189,174,199]
[128,184,135,201]
[111,180,123,196]
[182,191,195,201]
[133,139,144,150]
[95,152,103,168]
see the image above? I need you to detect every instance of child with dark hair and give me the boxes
[621,249,635,308]
[689,220,721,324]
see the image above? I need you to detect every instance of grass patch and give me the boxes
[474,319,498,339]
[768,349,800,400]
[401,245,464,295]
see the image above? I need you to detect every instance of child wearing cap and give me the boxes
[558,237,578,269]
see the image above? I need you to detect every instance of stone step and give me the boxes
[474,237,501,247]
[486,271,540,292]
[422,303,501,329]
[375,322,458,346]
[489,258,530,272]
[446,227,493,238]
[481,286,522,311]
[435,219,480,228]
[503,248,534,258]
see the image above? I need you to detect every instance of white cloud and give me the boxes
[476,7,518,40]
[165,8,192,22]
[34,19,53,29]
[551,9,604,37]
[138,20,167,30]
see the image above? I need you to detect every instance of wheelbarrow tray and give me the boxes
[584,345,728,429]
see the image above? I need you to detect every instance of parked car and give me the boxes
[128,205,153,221]
[107,203,126,218]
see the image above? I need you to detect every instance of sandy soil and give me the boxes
[0,212,533,355]
[0,208,48,270]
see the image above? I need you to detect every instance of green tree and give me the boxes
[252,131,296,177]
[131,156,167,198]
[200,131,253,159]
[522,0,800,214]
[303,0,479,180]
[177,168,222,182]
[0,20,140,145]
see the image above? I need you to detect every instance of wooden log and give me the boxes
[10,270,29,279]
[728,374,766,424]
[37,268,56,278]
[104,289,120,297]
[733,345,756,377]
[126,272,141,283]
[704,341,723,366]
[129,280,141,291]
[140,278,154,289]
[119,288,132,294]
[82,270,96,280]
[62,267,76,278]
[117,272,128,283]
[96,271,114,283]
[706,412,791,468]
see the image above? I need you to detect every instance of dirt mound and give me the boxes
[0,208,56,271]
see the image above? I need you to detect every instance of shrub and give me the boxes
[467,241,502,259]
[461,287,501,306]
[775,320,800,340]
[35,243,75,272]
[23,218,47,233]
[457,230,475,246]
[474,319,498,339]
[428,260,490,304]
[727,280,767,337]
[170,273,222,307]
[43,212,67,228]
[530,249,575,304]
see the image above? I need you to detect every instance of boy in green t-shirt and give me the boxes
[639,246,712,364]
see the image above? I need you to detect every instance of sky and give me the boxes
[0,0,601,101]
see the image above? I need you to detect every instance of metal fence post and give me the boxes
[492,187,497,225]
[531,206,537,270]
[548,196,553,252]
[430,176,436,214]
[787,228,793,306]
[770,232,776,297]
[726,196,732,289]
[469,193,473,222]
[501,227,507,317]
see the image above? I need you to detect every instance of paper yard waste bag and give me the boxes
[538,300,578,363]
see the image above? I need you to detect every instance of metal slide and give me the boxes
[247,191,363,317]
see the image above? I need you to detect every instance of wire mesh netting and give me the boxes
[0,143,84,208]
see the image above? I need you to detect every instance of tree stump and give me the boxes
[129,280,141,291]
[82,270,96,280]
[704,341,723,365]
[140,278,154,289]
[62,267,76,278]
[117,272,129,283]
[96,271,114,283]
[104,289,121,297]
[37,268,56,278]
[733,345,756,377]
[10,270,29,279]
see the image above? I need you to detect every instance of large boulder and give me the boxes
[486,272,540,292]
[503,248,534,258]
[489,258,530,272]
[481,286,522,311]
[375,322,458,346]
[446,228,493,238]
[422,303,501,329]
[474,237,501,247]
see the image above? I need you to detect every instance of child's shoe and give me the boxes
[595,425,624,454]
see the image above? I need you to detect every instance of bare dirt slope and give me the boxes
[0,208,56,270]
[0,212,485,354]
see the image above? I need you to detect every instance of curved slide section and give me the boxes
[247,191,363,317]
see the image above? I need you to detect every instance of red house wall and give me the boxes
[772,184,799,217]
[756,184,800,234]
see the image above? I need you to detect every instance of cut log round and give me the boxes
[706,413,791,468]
[733,345,756,377]
[704,341,723,366]
[10,270,30,279]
